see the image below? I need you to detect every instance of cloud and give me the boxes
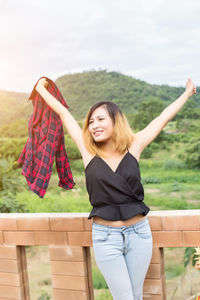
[0,0,200,91]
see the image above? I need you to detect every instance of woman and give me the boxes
[36,77,196,300]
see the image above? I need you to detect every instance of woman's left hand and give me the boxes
[185,78,196,97]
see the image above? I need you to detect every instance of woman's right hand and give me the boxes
[185,78,196,97]
[36,78,48,93]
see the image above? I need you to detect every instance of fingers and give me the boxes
[187,78,196,88]
[185,78,197,96]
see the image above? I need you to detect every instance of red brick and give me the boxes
[17,217,50,231]
[0,218,17,231]
[0,246,17,259]
[182,231,200,246]
[0,285,21,299]
[148,216,162,231]
[143,279,162,294]
[0,260,19,273]
[53,289,88,300]
[151,248,162,264]
[152,231,182,247]
[0,232,3,245]
[161,215,200,231]
[145,264,161,279]
[35,232,67,245]
[51,261,86,276]
[0,298,19,300]
[50,217,84,231]
[0,272,20,286]
[143,295,163,300]
[68,232,92,246]
[4,232,35,245]
[49,246,84,261]
[83,218,92,231]
[52,275,87,290]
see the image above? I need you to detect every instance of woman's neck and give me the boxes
[98,141,115,155]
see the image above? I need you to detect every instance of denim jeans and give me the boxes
[92,217,153,300]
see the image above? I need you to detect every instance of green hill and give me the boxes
[0,90,29,128]
[0,70,199,133]
[55,70,186,118]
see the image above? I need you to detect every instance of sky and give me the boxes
[0,0,200,92]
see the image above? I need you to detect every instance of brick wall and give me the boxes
[0,210,199,299]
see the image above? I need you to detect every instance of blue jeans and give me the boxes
[92,217,153,300]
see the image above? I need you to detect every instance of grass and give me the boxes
[16,171,92,213]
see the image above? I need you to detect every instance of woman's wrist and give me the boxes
[184,89,192,98]
[36,83,45,95]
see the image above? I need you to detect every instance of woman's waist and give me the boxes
[93,214,147,227]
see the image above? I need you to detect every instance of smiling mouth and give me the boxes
[94,131,103,137]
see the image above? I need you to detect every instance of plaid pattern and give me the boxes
[18,76,75,198]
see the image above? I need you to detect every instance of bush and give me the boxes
[163,159,186,170]
[0,196,29,213]
[0,119,28,138]
[176,119,199,133]
[92,267,108,289]
[37,292,51,300]
[0,137,27,161]
[150,142,160,150]
[0,158,29,213]
[96,289,112,300]
[184,247,198,268]
[182,138,200,169]
[160,141,170,151]
[141,176,161,184]
[171,182,181,192]
[0,135,81,162]
[141,147,153,159]
[64,134,82,160]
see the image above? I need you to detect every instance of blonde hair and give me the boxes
[82,101,135,157]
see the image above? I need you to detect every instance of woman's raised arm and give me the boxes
[134,78,196,154]
[36,78,86,154]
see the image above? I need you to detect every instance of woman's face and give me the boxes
[88,106,114,143]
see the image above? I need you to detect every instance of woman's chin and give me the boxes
[93,136,106,143]
[94,138,104,143]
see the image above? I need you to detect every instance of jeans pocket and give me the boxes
[92,229,109,242]
[134,222,152,239]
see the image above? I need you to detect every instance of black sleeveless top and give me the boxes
[85,150,150,221]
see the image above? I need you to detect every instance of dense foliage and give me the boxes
[0,158,28,212]
[1,70,200,131]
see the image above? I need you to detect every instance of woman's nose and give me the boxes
[92,121,100,129]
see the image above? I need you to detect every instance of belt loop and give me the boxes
[108,226,111,235]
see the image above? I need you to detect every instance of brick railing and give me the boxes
[0,210,200,300]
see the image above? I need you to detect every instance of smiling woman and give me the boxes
[82,101,134,158]
[35,76,196,300]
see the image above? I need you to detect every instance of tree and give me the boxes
[176,99,200,120]
[182,138,200,169]
[131,97,164,130]
[0,158,28,213]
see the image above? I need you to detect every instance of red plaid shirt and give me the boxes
[18,76,75,198]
